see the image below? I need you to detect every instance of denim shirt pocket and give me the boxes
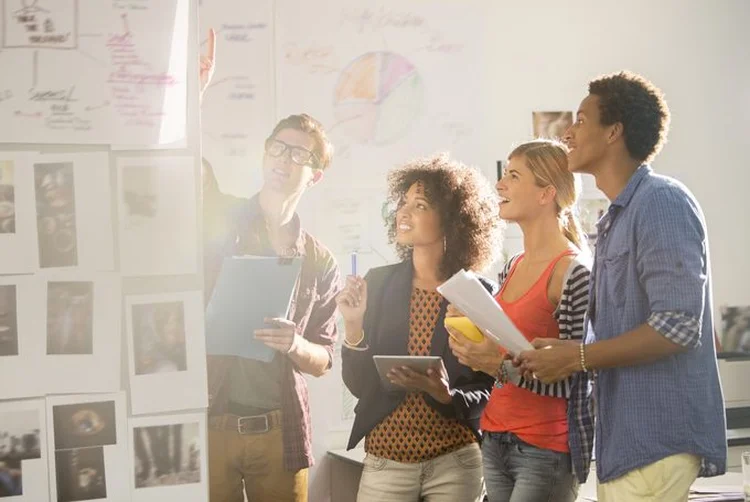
[602,249,630,310]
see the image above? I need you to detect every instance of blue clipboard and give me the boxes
[205,255,303,362]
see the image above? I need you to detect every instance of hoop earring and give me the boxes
[443,236,447,254]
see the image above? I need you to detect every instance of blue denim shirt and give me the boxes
[587,165,727,483]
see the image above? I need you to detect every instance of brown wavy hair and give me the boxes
[267,114,334,170]
[385,153,503,277]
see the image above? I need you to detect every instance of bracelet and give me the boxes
[494,361,509,389]
[344,330,365,348]
[579,343,588,372]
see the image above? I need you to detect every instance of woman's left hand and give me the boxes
[387,365,452,404]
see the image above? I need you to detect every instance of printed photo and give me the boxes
[132,301,187,375]
[720,306,750,353]
[133,423,200,488]
[34,162,78,268]
[0,285,18,357]
[0,410,41,498]
[122,165,158,228]
[53,401,116,451]
[55,447,106,502]
[0,161,15,234]
[532,111,573,140]
[47,281,94,355]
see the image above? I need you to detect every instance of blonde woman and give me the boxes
[448,139,594,502]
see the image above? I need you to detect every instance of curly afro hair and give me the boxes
[589,71,670,163]
[385,153,502,278]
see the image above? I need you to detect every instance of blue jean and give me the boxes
[481,432,578,502]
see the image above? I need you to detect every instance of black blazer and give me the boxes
[342,260,497,451]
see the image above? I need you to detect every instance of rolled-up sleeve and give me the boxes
[304,253,341,369]
[637,186,707,349]
[647,311,701,349]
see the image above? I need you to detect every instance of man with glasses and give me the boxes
[200,30,341,502]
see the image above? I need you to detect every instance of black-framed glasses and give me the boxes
[265,139,319,168]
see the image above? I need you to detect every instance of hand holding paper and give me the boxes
[437,269,532,355]
[448,333,508,375]
[254,317,300,354]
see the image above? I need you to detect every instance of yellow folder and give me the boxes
[444,316,484,343]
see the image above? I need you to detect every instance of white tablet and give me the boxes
[372,355,446,392]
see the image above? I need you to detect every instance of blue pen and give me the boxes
[351,251,357,276]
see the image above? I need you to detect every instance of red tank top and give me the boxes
[479,250,574,453]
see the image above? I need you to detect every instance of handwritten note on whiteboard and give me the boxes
[0,0,188,146]
[199,0,275,197]
[275,0,489,275]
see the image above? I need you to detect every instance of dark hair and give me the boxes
[385,153,502,277]
[588,71,670,163]
[267,114,334,170]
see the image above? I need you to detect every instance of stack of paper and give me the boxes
[437,269,532,355]
[688,486,746,501]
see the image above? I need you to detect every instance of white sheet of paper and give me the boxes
[34,152,114,272]
[0,398,49,501]
[116,156,198,277]
[437,269,533,355]
[0,275,44,400]
[128,413,208,502]
[0,152,37,274]
[0,0,188,146]
[125,291,208,415]
[39,271,121,395]
[46,392,129,502]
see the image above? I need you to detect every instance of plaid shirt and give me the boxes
[498,254,595,483]
[588,165,727,482]
[204,190,341,471]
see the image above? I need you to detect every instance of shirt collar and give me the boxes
[242,194,306,257]
[610,164,651,208]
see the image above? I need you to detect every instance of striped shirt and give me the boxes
[498,253,595,483]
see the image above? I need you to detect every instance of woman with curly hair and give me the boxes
[448,139,593,502]
[337,153,502,502]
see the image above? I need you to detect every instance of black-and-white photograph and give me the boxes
[721,305,750,353]
[133,423,200,488]
[0,285,18,357]
[132,301,187,375]
[532,111,573,140]
[0,161,15,235]
[47,281,94,355]
[122,165,158,229]
[55,447,106,502]
[0,410,41,498]
[53,401,116,451]
[34,162,78,268]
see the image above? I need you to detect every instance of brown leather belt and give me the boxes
[208,410,282,435]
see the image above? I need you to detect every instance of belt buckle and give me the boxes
[237,414,269,435]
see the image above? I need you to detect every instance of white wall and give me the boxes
[300,1,750,500]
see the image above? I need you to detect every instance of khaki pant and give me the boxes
[356,443,484,502]
[597,453,700,502]
[208,420,307,502]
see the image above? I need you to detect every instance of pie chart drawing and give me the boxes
[333,52,424,145]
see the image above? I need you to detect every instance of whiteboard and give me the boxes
[275,0,491,274]
[199,0,275,197]
[0,0,189,146]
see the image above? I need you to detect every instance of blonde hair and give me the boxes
[508,139,587,251]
